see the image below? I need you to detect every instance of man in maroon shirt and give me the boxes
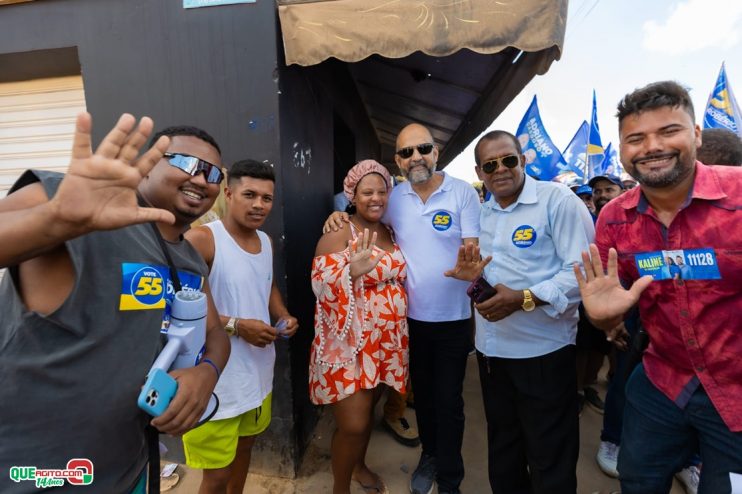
[574,81,741,493]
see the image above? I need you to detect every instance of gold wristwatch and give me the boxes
[225,317,238,337]
[522,289,536,312]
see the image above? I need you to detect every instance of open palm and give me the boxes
[444,242,492,282]
[349,229,381,280]
[574,244,653,326]
[50,112,175,234]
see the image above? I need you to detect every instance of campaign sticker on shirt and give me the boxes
[432,211,453,231]
[511,225,537,248]
[634,248,721,280]
[121,264,167,309]
[120,262,204,318]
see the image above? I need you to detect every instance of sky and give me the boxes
[444,0,742,183]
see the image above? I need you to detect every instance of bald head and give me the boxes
[396,123,434,150]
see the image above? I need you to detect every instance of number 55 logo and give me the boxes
[512,225,537,248]
[432,211,453,231]
[134,276,163,296]
[131,267,166,306]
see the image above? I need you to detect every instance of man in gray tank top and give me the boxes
[0,113,230,493]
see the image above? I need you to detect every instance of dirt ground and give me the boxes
[165,354,686,494]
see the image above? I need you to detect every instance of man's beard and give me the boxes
[175,205,204,223]
[594,199,609,214]
[628,152,693,188]
[406,164,433,184]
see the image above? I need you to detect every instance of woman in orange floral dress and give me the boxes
[310,160,407,494]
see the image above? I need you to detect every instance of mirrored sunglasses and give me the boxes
[480,155,520,174]
[163,152,224,184]
[396,143,435,159]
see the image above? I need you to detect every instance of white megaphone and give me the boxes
[138,290,219,423]
[153,290,207,371]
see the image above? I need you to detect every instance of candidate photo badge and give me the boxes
[635,248,721,281]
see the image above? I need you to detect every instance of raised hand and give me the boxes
[49,112,175,236]
[444,242,492,281]
[573,244,653,329]
[349,229,381,280]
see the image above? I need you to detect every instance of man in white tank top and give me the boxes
[182,159,298,494]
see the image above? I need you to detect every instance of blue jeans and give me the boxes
[619,364,742,494]
[600,311,640,444]
[600,347,629,444]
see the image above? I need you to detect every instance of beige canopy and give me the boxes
[277,0,566,67]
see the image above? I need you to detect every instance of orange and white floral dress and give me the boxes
[309,228,408,405]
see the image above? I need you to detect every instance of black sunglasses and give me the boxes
[163,152,224,184]
[480,155,521,174]
[396,143,435,159]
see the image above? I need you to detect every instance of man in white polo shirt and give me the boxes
[450,130,594,493]
[325,123,480,494]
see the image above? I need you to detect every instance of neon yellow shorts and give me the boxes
[182,392,272,469]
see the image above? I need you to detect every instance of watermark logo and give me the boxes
[9,458,93,488]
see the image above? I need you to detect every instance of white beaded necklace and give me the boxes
[315,267,369,369]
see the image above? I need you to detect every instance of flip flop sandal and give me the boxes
[354,475,389,494]
[160,473,179,492]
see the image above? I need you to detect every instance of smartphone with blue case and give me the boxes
[138,368,178,417]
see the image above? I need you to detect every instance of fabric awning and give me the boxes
[277,0,566,67]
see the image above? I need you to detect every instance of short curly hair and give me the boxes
[617,81,695,128]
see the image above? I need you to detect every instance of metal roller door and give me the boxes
[0,75,86,197]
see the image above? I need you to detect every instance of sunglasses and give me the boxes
[396,143,435,159]
[163,152,224,184]
[480,155,520,174]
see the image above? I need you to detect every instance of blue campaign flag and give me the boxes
[703,62,742,139]
[599,143,623,176]
[554,121,589,185]
[514,96,565,181]
[587,90,605,178]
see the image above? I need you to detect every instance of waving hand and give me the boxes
[574,244,652,329]
[49,112,175,235]
[349,229,382,280]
